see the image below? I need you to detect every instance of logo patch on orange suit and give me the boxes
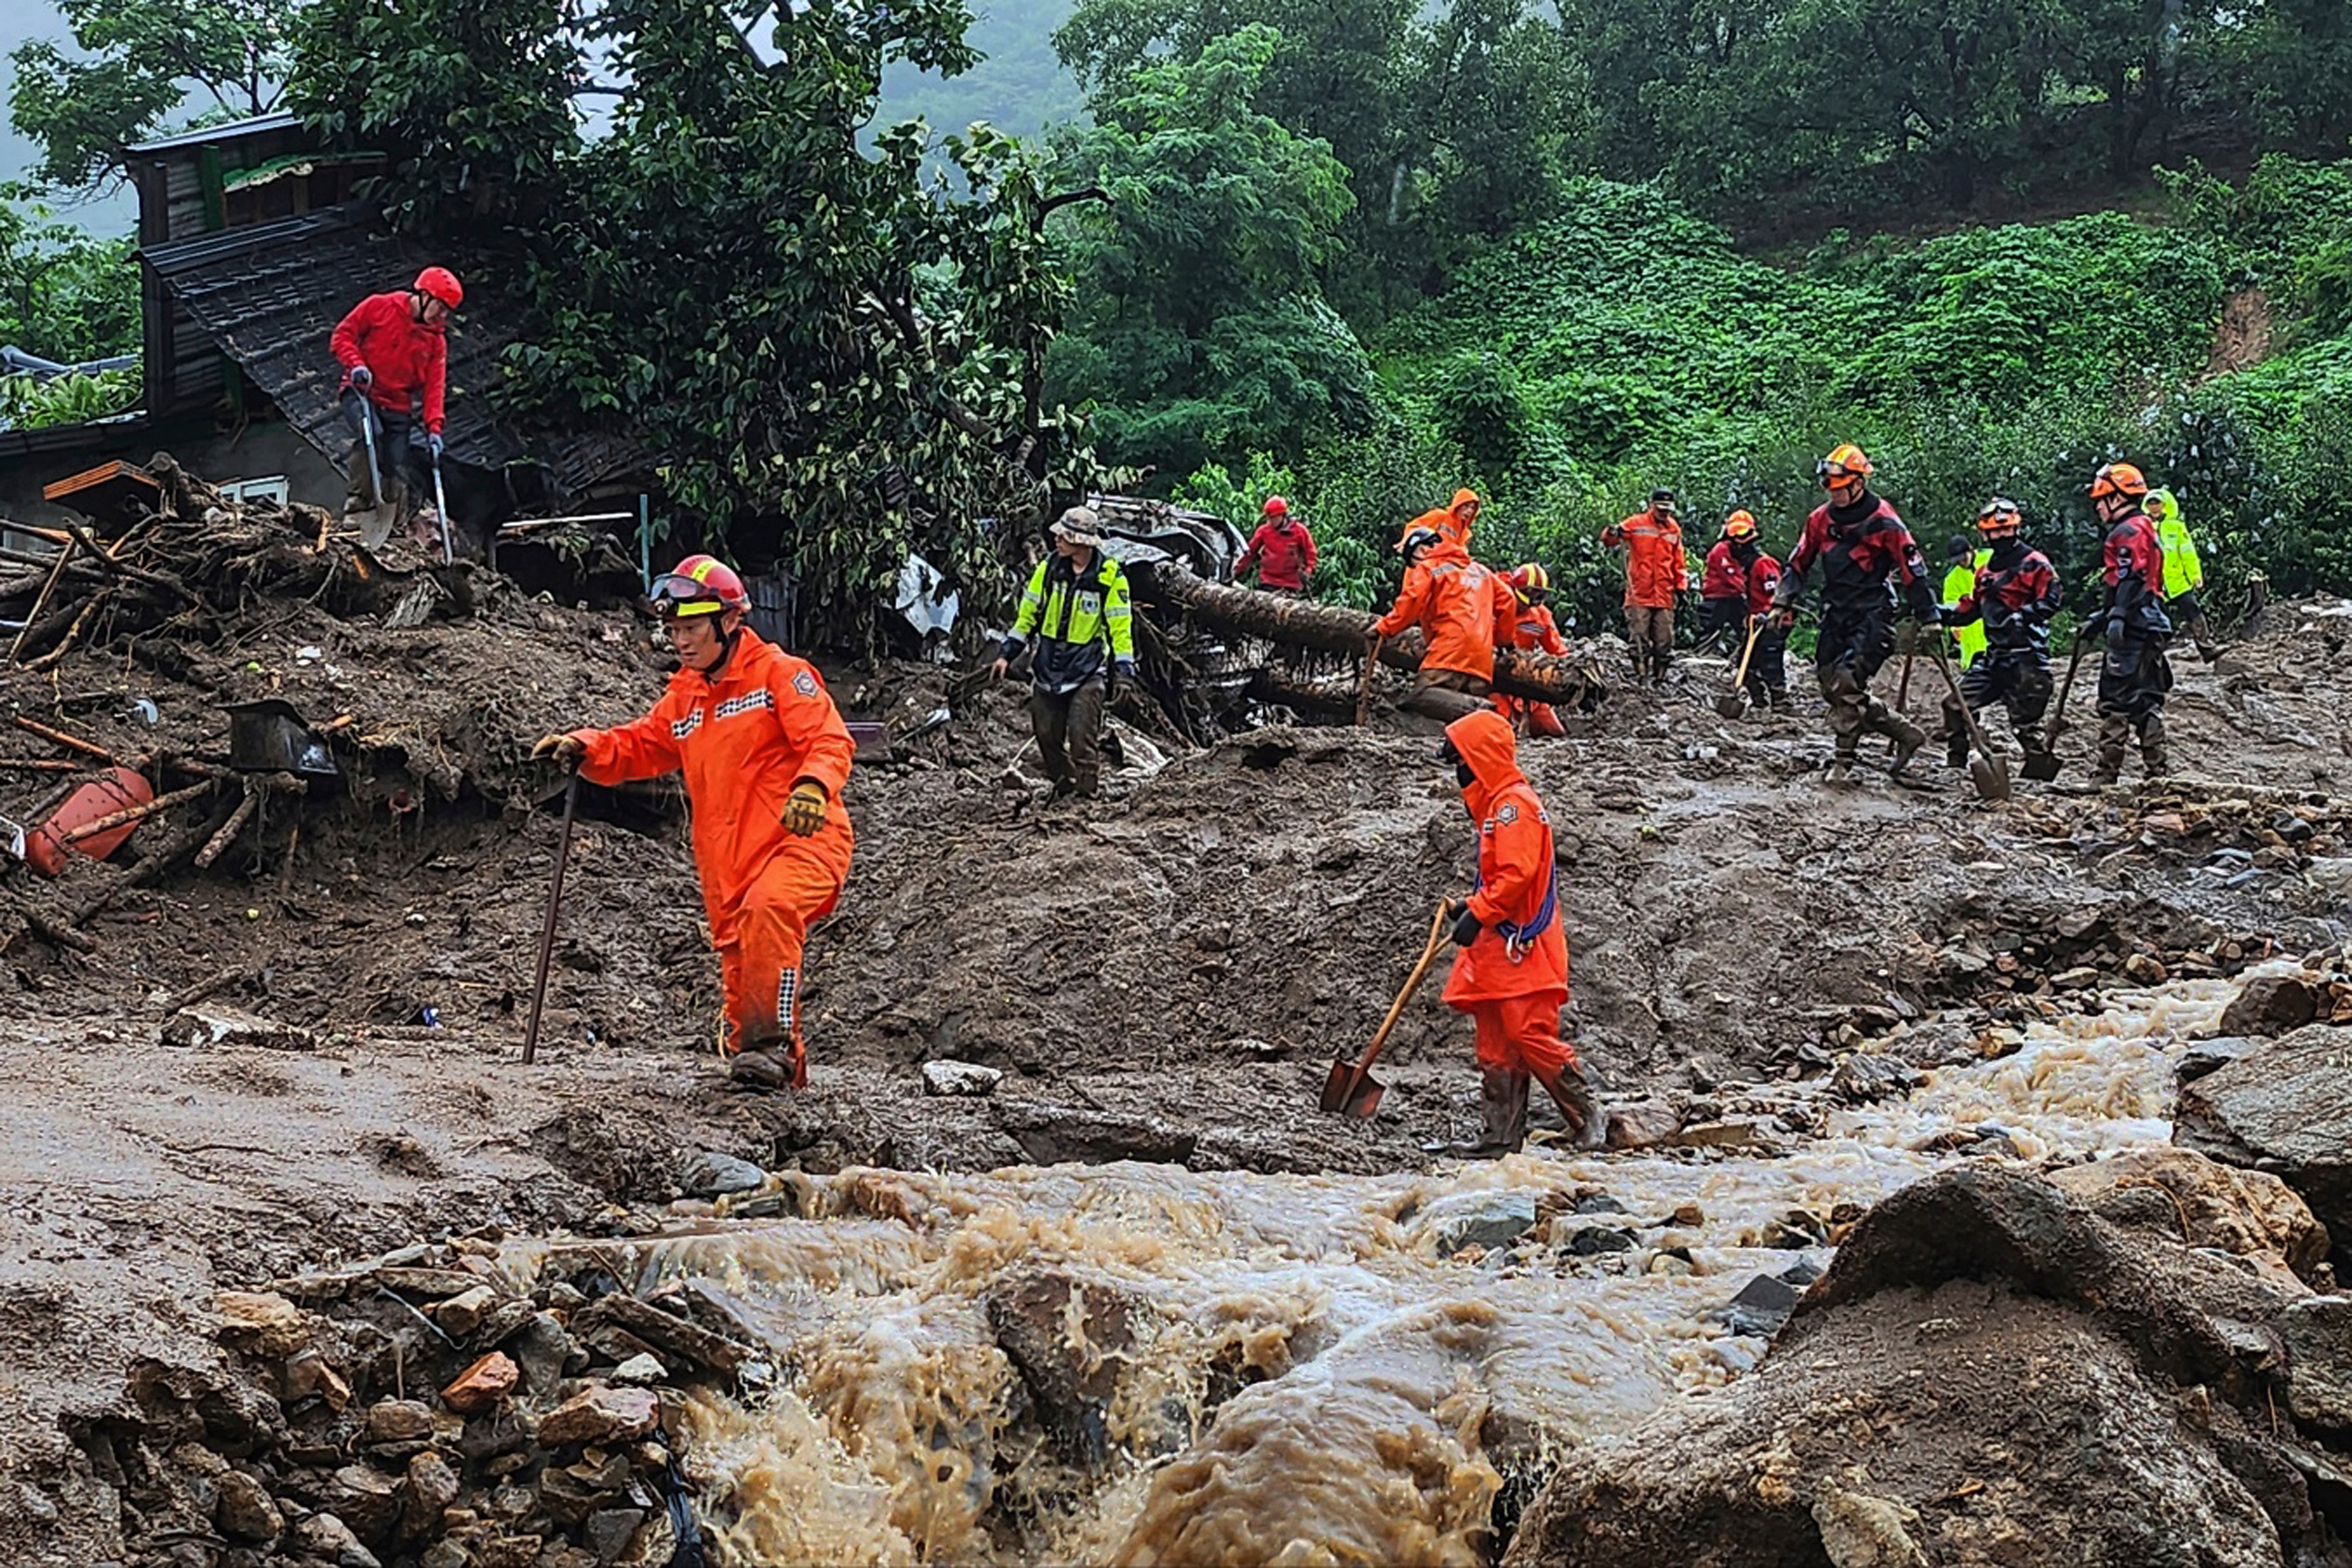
[793,670,819,698]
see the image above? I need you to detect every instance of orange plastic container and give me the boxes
[25,766,151,879]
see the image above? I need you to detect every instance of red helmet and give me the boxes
[414,266,463,310]
[1513,562,1551,592]
[1262,495,1289,519]
[649,554,750,619]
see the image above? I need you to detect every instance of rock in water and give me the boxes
[680,1149,764,1196]
[2216,973,2321,1037]
[1411,1190,1539,1257]
[2174,1025,2352,1250]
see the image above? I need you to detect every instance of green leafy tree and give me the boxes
[0,193,139,359]
[1046,25,1372,478]
[290,0,1120,643]
[8,0,291,194]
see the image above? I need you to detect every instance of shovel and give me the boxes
[2022,639,2091,783]
[1322,899,1451,1119]
[429,445,454,566]
[1715,617,1764,718]
[353,406,400,550]
[1929,636,2011,802]
[521,766,582,1065]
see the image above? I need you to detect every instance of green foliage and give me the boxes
[882,0,1085,142]
[8,0,289,194]
[1046,26,1371,477]
[0,195,139,361]
[287,0,580,233]
[291,0,1121,645]
[0,366,138,429]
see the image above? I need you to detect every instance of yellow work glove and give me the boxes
[532,733,584,765]
[784,780,828,837]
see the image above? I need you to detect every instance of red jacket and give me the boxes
[1371,540,1511,683]
[2100,511,2170,638]
[568,630,854,946]
[331,290,450,434]
[1700,540,1747,602]
[1236,519,1317,590]
[1442,710,1568,1005]
[1506,598,1567,656]
[1602,510,1688,608]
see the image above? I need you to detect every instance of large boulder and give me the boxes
[2048,1148,2331,1286]
[2175,1024,2352,1261]
[1502,1169,2336,1568]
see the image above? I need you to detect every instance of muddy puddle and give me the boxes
[493,973,2251,1567]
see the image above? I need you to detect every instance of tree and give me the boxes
[0,192,139,360]
[1046,25,1372,477]
[8,0,291,195]
[289,0,1120,643]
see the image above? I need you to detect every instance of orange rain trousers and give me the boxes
[1465,990,1579,1076]
[716,843,845,1086]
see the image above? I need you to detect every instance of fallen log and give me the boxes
[1143,565,1605,711]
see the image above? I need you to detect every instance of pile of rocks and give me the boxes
[67,1235,765,1568]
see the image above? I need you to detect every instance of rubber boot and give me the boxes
[1944,727,1969,771]
[2139,713,2170,779]
[1534,1061,1607,1151]
[2092,715,2129,785]
[1827,748,1856,785]
[1445,1069,1528,1158]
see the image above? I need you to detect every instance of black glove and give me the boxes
[1449,903,1482,947]
[349,365,373,390]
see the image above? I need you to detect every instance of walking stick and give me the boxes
[522,767,581,1065]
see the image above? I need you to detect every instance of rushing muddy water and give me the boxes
[503,973,2251,1567]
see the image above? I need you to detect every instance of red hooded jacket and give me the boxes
[331,290,450,434]
[1236,518,1317,590]
[1441,710,1568,1004]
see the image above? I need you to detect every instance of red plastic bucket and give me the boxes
[25,766,152,879]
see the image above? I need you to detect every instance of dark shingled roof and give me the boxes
[139,203,649,502]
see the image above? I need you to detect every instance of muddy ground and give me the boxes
[1,501,2349,1562]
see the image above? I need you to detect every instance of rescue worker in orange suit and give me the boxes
[1942,499,2061,772]
[1602,489,1687,685]
[1496,564,1568,738]
[1370,526,1514,708]
[1404,487,1483,553]
[1233,495,1317,595]
[1771,445,1938,784]
[534,556,854,1092]
[331,266,461,525]
[2087,461,2175,783]
[1435,710,1604,1156]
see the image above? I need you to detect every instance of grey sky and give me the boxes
[0,0,152,234]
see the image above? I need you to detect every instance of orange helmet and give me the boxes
[2089,462,2149,504]
[1976,497,2023,537]
[1817,444,1872,484]
[413,266,463,310]
[1723,510,1758,541]
[649,554,750,618]
[1514,563,1551,592]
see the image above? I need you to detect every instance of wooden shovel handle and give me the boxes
[1929,632,2000,757]
[1345,900,1453,1099]
[1731,615,1764,689]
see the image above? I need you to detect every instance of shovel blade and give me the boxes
[1319,1057,1386,1118]
[1968,754,2012,801]
[1714,692,1747,718]
[353,502,400,549]
[2020,751,2061,782]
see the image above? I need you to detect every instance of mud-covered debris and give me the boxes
[441,1352,520,1413]
[214,1467,283,1543]
[986,1269,1143,1468]
[162,1004,317,1052]
[2217,971,2322,1036]
[1668,1118,1780,1153]
[1413,1189,1539,1257]
[679,1149,764,1197]
[1829,1052,1921,1105]
[575,1291,755,1375]
[2282,1297,2352,1429]
[377,1265,495,1299]
[922,1058,1004,1097]
[216,1289,309,1358]
[433,1283,498,1336]
[1604,1098,1679,1150]
[536,1384,659,1447]
[2047,1147,2330,1283]
[1559,1224,1636,1256]
[1811,1484,1929,1568]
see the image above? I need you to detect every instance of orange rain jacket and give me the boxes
[1371,538,1511,683]
[1402,487,1484,551]
[568,629,855,944]
[1506,597,1568,657]
[1441,710,1568,1005]
[1602,509,1688,608]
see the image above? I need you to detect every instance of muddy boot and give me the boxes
[1535,1062,1607,1151]
[2091,715,2129,785]
[1826,750,1857,786]
[1944,727,1969,771]
[1764,685,1788,710]
[727,1047,793,1092]
[1442,1070,1527,1158]
[2138,713,2170,779]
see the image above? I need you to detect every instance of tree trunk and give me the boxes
[1140,564,1606,710]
